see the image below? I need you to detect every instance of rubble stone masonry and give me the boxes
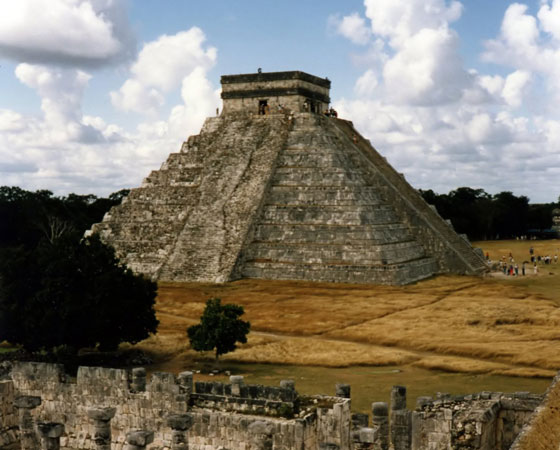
[0,362,551,450]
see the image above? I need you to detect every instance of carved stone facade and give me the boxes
[221,71,330,115]
[89,71,487,285]
[0,362,552,450]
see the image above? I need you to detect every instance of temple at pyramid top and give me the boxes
[221,70,331,115]
[89,70,488,285]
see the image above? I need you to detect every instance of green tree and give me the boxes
[0,231,158,355]
[187,298,250,363]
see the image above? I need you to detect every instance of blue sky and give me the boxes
[0,0,559,202]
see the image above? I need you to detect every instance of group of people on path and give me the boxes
[488,247,559,277]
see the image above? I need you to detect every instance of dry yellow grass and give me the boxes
[222,334,419,367]
[131,240,560,390]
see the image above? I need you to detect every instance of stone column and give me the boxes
[177,371,193,397]
[390,386,411,450]
[14,395,41,450]
[248,421,273,450]
[37,422,64,450]
[125,430,154,450]
[335,384,351,399]
[280,379,295,390]
[87,407,116,450]
[167,413,194,450]
[371,402,389,450]
[230,375,244,396]
[131,368,146,392]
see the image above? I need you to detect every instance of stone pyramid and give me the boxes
[90,71,487,285]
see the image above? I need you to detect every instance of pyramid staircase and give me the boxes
[91,112,487,285]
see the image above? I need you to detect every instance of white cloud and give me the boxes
[363,0,463,47]
[329,0,560,201]
[168,67,221,140]
[15,63,103,143]
[331,13,372,45]
[354,69,378,97]
[110,79,165,115]
[111,28,217,114]
[0,28,220,197]
[502,70,531,107]
[538,0,560,40]
[0,0,135,67]
[0,110,26,132]
[382,26,469,105]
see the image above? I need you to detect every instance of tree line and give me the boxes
[419,187,559,241]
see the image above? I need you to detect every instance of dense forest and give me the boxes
[0,186,159,360]
[419,187,559,241]
[0,186,129,249]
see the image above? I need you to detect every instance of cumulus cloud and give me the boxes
[330,12,372,45]
[15,63,103,143]
[111,28,217,114]
[538,0,560,41]
[354,69,379,97]
[382,27,470,105]
[331,0,560,201]
[502,70,532,108]
[0,25,220,196]
[482,1,560,104]
[0,0,135,67]
[167,67,222,140]
[363,0,463,46]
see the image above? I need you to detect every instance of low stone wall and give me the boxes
[0,379,18,447]
[192,379,298,417]
[10,362,189,449]
[7,362,354,450]
[3,362,549,450]
[411,391,542,450]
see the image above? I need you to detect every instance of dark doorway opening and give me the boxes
[258,100,268,115]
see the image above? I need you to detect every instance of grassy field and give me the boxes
[127,239,560,411]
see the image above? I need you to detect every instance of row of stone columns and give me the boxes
[14,395,194,450]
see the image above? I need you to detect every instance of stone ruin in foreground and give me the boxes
[89,70,487,285]
[0,361,558,450]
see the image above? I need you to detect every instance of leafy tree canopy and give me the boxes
[0,185,153,359]
[419,187,558,240]
[0,231,158,354]
[187,298,250,362]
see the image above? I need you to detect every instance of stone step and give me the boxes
[276,151,350,168]
[142,167,202,187]
[271,169,369,186]
[127,186,199,204]
[260,205,398,225]
[241,257,439,285]
[265,186,383,206]
[161,152,204,170]
[103,201,191,222]
[252,223,412,244]
[244,241,427,265]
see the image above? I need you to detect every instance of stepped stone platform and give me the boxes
[89,70,487,285]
